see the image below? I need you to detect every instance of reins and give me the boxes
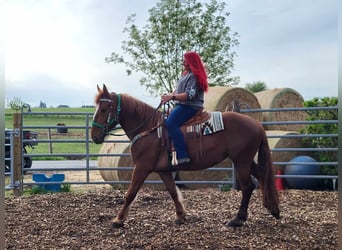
[129,102,173,145]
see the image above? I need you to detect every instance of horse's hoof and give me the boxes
[175,218,185,225]
[272,212,280,220]
[111,221,124,229]
[226,218,244,227]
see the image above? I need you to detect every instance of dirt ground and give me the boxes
[5,186,337,249]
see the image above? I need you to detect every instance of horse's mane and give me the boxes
[121,93,152,112]
[121,93,162,127]
[95,90,161,126]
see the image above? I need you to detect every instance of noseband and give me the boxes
[92,94,121,134]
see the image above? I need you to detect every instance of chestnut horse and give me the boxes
[91,84,280,228]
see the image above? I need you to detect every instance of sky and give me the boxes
[2,0,338,108]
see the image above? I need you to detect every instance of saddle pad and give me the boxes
[202,111,224,135]
[185,111,224,136]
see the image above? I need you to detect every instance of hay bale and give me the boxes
[98,135,164,190]
[98,135,130,189]
[98,139,120,183]
[177,157,233,189]
[255,88,307,131]
[204,86,262,121]
[266,130,308,171]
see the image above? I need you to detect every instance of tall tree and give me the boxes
[105,0,239,96]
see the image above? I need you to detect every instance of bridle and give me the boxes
[92,94,121,134]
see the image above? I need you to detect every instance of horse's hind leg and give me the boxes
[112,167,149,228]
[158,172,186,224]
[227,161,256,227]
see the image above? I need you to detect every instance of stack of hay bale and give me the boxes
[254,88,307,131]
[204,86,263,121]
[254,88,308,168]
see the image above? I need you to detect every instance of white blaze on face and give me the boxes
[93,104,100,121]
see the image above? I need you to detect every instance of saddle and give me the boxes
[131,108,223,167]
[165,108,223,166]
[182,108,211,127]
[161,107,223,139]
[131,108,218,149]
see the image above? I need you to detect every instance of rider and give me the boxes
[161,51,209,165]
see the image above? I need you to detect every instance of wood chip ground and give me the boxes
[5,188,337,249]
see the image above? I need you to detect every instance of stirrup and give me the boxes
[171,151,191,166]
[177,157,191,164]
[171,151,178,166]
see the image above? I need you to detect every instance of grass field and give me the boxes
[5,107,95,127]
[5,107,103,160]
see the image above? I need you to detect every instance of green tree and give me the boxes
[245,81,267,93]
[9,97,25,111]
[301,97,338,177]
[105,0,239,96]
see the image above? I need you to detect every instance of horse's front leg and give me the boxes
[159,172,186,224]
[112,167,149,228]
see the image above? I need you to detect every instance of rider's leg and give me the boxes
[165,104,198,161]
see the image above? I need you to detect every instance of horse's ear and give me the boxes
[97,84,101,92]
[103,84,109,95]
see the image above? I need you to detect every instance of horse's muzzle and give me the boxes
[92,134,105,144]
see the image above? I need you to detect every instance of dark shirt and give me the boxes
[174,72,204,108]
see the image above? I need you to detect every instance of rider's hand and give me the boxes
[161,94,173,104]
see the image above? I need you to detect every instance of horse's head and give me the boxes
[91,84,121,144]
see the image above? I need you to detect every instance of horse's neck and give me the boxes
[120,94,161,140]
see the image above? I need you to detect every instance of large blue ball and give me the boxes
[284,156,321,189]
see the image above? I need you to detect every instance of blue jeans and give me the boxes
[165,104,199,159]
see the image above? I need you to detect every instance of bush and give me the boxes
[301,97,338,177]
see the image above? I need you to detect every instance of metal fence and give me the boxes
[4,106,338,194]
[240,106,338,189]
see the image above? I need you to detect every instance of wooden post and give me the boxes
[13,113,23,196]
[48,128,52,154]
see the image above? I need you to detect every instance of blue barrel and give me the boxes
[284,156,321,189]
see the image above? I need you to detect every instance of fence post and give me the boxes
[13,113,23,196]
[48,128,53,153]
[232,164,241,190]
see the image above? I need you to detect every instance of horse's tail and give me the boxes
[257,130,280,219]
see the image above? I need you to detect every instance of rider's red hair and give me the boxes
[183,51,208,92]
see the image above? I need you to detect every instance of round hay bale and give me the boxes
[177,157,233,190]
[98,139,120,183]
[98,135,164,190]
[98,135,130,189]
[255,88,307,131]
[266,130,308,171]
[204,86,262,121]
